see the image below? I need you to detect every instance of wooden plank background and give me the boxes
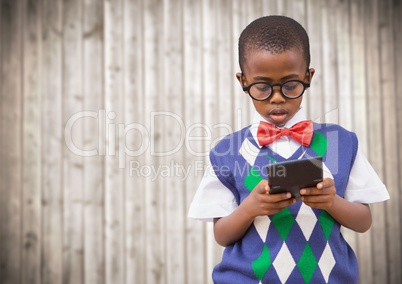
[0,0,401,283]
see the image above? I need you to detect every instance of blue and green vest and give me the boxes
[210,123,359,284]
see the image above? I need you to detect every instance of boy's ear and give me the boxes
[236,73,249,94]
[236,72,244,85]
[306,68,315,84]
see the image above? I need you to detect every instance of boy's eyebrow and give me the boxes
[253,73,300,82]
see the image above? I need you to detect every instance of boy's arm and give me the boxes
[213,180,295,247]
[300,178,372,233]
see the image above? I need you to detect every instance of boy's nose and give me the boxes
[268,86,286,103]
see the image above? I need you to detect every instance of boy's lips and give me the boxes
[268,109,289,124]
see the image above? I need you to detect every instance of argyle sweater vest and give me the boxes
[210,123,359,284]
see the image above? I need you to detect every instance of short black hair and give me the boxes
[238,15,310,71]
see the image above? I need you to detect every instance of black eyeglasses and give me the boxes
[242,80,310,101]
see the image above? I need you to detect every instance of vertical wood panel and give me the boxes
[41,0,63,283]
[335,0,353,131]
[123,0,146,283]
[276,0,287,15]
[0,1,22,283]
[216,0,233,130]
[321,0,339,124]
[21,0,42,283]
[103,0,125,283]
[231,0,251,128]
[379,0,401,283]
[350,0,368,155]
[394,2,402,273]
[262,0,278,15]
[246,0,263,20]
[162,0,186,283]
[82,0,105,283]
[62,0,84,283]
[142,0,165,283]
[306,0,324,122]
[183,0,208,282]
[288,0,306,24]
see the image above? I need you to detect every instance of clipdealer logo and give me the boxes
[64,109,246,169]
[64,108,341,176]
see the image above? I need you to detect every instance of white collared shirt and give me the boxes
[188,109,389,221]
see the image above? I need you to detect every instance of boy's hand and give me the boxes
[300,178,336,210]
[241,180,296,218]
[213,180,295,247]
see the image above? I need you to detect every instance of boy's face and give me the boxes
[237,49,315,127]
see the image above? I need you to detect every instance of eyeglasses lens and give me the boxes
[282,81,304,98]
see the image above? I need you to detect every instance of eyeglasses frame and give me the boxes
[240,70,312,101]
[242,80,311,101]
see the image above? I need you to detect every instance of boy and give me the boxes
[188,15,389,283]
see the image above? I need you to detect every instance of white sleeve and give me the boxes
[344,148,390,203]
[187,164,238,222]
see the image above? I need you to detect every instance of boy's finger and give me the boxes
[317,178,334,189]
[300,187,325,196]
[254,180,268,193]
[267,192,293,201]
[257,184,269,195]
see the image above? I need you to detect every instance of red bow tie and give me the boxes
[257,120,314,147]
